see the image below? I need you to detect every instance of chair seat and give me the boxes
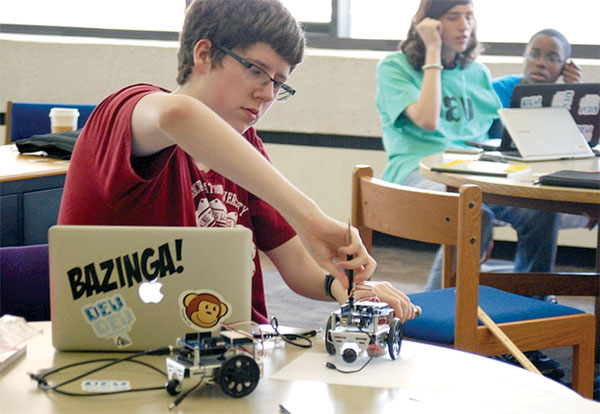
[404,286,584,344]
[0,244,50,321]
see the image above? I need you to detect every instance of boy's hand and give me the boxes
[562,60,582,83]
[331,279,418,324]
[297,214,376,288]
[416,18,443,49]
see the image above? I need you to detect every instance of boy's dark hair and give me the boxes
[177,0,305,85]
[527,29,572,59]
[400,0,482,71]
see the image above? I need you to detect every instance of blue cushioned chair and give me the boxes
[5,101,96,144]
[0,244,50,321]
[351,165,595,398]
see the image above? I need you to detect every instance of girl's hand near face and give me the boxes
[562,60,582,83]
[416,18,443,50]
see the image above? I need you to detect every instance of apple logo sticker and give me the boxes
[138,278,164,304]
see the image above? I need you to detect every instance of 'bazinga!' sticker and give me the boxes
[81,294,136,348]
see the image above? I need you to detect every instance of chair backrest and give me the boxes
[351,165,483,351]
[0,244,50,321]
[5,101,96,145]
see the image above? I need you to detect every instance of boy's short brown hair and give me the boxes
[177,0,305,85]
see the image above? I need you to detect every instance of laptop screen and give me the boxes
[505,83,600,148]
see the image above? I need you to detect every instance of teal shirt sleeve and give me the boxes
[376,53,421,131]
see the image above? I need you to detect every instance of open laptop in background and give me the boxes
[495,107,594,162]
[49,226,253,351]
[466,82,600,151]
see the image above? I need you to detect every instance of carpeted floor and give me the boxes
[261,237,599,396]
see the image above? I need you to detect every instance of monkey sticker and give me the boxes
[179,290,231,331]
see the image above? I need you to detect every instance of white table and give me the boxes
[1,322,599,413]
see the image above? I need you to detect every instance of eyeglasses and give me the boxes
[216,45,296,102]
[523,49,564,65]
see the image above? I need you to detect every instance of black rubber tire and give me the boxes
[166,379,181,396]
[387,317,403,360]
[325,314,338,355]
[218,355,260,398]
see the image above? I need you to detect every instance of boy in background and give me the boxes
[492,29,581,108]
[493,29,594,231]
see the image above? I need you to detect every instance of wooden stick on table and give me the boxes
[477,306,542,376]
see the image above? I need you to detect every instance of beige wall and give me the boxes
[2,35,598,246]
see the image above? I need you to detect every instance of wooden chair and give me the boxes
[5,101,96,145]
[351,165,595,398]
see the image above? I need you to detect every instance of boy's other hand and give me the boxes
[562,60,582,83]
[360,281,417,323]
[331,279,417,324]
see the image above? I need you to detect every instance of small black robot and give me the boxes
[166,329,262,398]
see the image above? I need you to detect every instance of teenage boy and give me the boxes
[488,28,584,380]
[492,29,581,108]
[492,28,593,233]
[58,0,416,324]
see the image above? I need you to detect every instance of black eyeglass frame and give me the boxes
[523,50,564,65]
[216,45,296,102]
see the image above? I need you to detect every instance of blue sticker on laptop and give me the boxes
[81,293,136,348]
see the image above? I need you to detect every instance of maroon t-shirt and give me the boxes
[59,83,296,323]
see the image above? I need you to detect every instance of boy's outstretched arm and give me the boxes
[130,92,372,284]
[266,236,416,323]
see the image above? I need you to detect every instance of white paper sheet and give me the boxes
[270,342,419,389]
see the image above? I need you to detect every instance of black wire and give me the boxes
[269,317,313,348]
[324,319,379,374]
[325,355,374,374]
[29,347,171,397]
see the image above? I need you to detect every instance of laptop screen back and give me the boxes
[503,82,600,149]
[49,225,253,351]
[498,107,594,161]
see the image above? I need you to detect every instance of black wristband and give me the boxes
[324,274,336,301]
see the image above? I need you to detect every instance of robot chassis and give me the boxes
[166,329,263,398]
[325,299,403,363]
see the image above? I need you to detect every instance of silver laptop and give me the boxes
[49,225,253,351]
[497,107,595,162]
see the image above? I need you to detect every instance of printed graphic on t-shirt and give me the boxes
[196,198,216,227]
[210,199,228,227]
[443,96,474,122]
[191,180,250,228]
[191,179,258,278]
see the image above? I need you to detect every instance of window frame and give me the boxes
[1,0,598,59]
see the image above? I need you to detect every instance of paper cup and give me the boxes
[49,107,80,133]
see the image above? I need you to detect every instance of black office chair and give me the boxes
[0,244,50,321]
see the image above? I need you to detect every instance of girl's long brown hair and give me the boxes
[400,0,482,71]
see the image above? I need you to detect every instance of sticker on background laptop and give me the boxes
[81,294,136,348]
[577,124,594,142]
[551,90,575,109]
[519,94,542,108]
[179,290,231,331]
[578,94,600,116]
